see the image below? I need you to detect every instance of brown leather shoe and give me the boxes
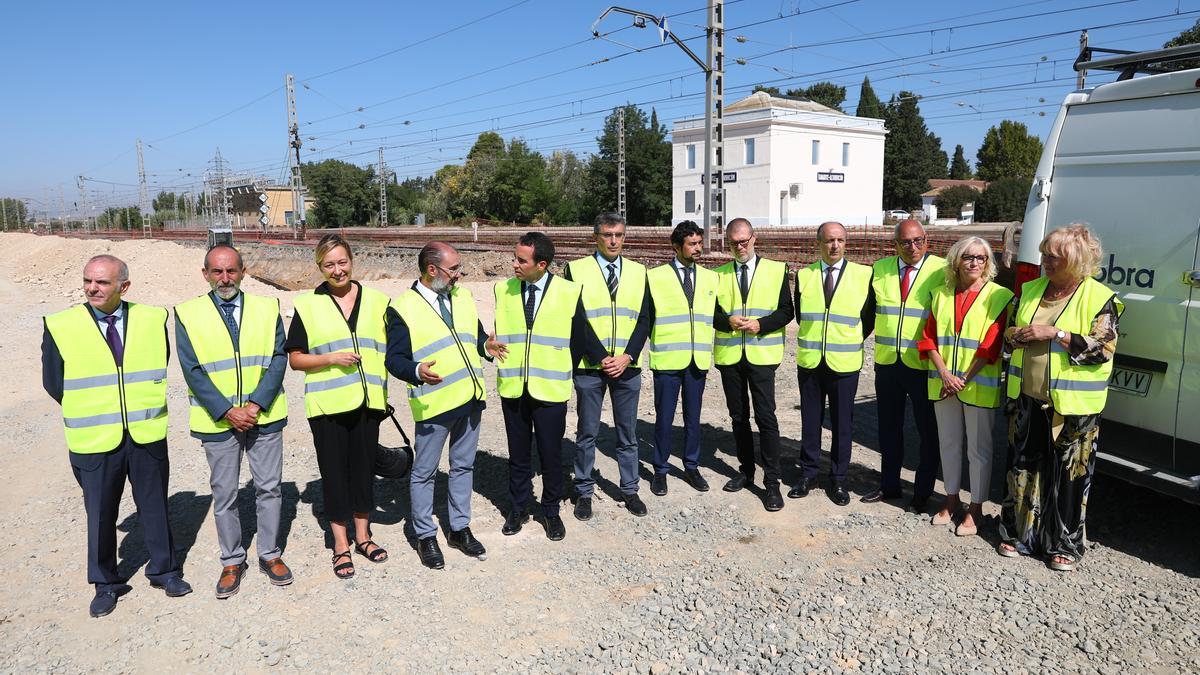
[216,562,248,599]
[258,557,294,586]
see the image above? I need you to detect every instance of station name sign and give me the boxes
[817,172,845,183]
[701,171,738,184]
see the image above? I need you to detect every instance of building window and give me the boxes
[842,142,850,167]
[744,138,756,165]
[811,140,820,165]
[684,190,696,213]
[686,144,696,170]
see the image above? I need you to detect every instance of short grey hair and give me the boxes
[594,212,625,234]
[944,236,997,289]
[87,254,129,283]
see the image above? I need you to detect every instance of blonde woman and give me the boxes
[916,237,1013,536]
[286,234,391,579]
[999,224,1121,571]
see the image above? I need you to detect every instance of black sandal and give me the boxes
[354,540,388,563]
[332,550,354,579]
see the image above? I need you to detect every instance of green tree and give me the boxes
[974,177,1031,222]
[386,176,431,225]
[151,191,178,212]
[586,105,672,226]
[0,198,29,228]
[97,206,144,230]
[752,85,782,96]
[855,76,883,119]
[1164,18,1200,70]
[543,150,588,225]
[934,185,982,219]
[882,92,948,209]
[303,159,377,227]
[975,120,1043,182]
[949,145,973,179]
[789,81,846,112]
[491,138,548,223]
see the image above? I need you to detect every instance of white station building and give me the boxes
[671,92,887,227]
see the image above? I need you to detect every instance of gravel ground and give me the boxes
[1,233,1197,673]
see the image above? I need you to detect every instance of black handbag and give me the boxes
[375,405,415,480]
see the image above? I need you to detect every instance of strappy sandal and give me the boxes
[332,550,354,579]
[354,539,388,563]
[996,542,1020,558]
[1047,554,1077,572]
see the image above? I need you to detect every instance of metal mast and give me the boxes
[378,146,388,227]
[208,148,231,229]
[286,74,307,237]
[617,106,627,221]
[703,0,725,248]
[136,138,149,216]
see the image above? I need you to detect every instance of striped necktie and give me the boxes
[606,263,618,299]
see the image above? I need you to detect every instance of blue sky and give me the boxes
[2,0,1197,217]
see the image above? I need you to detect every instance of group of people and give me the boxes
[42,215,1121,619]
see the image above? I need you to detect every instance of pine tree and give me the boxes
[949,145,973,179]
[855,76,883,119]
[882,92,948,209]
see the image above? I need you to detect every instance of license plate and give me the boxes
[1109,367,1152,396]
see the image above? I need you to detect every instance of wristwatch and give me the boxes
[1055,329,1066,341]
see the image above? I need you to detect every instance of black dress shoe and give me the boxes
[89,584,131,618]
[573,496,593,521]
[860,488,903,504]
[683,469,710,492]
[906,495,930,513]
[544,515,566,541]
[447,527,487,559]
[216,562,249,598]
[417,536,445,569]
[624,494,647,517]
[650,474,668,496]
[764,484,784,512]
[723,475,749,493]
[151,576,193,597]
[827,483,850,506]
[502,510,529,536]
[787,477,812,499]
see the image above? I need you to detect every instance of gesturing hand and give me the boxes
[418,360,443,385]
[486,332,508,362]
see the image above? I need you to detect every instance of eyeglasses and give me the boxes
[896,237,926,248]
[960,254,988,265]
[434,264,466,277]
[729,237,754,248]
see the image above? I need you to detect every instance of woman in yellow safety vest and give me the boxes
[917,236,1011,538]
[999,224,1122,572]
[286,234,391,579]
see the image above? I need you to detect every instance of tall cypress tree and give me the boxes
[882,92,948,209]
[949,145,973,179]
[855,76,883,119]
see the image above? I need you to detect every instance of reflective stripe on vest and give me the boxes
[566,255,647,369]
[391,285,486,421]
[45,303,169,454]
[1007,276,1122,415]
[647,263,718,371]
[872,255,946,369]
[494,276,580,403]
[926,281,1013,408]
[293,286,390,418]
[794,261,872,373]
[175,293,288,434]
[714,257,788,366]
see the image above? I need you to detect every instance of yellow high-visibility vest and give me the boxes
[647,263,717,371]
[174,292,288,434]
[926,281,1013,408]
[391,285,486,421]
[1007,276,1122,415]
[44,303,169,454]
[494,275,579,403]
[795,261,872,373]
[293,286,390,418]
[872,254,947,369]
[714,257,788,366]
[566,255,646,369]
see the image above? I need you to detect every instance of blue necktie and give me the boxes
[220,302,239,344]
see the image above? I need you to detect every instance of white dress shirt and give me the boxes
[595,252,622,283]
[820,258,846,287]
[90,303,125,344]
[212,290,243,329]
[523,272,550,317]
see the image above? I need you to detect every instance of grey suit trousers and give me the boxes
[203,428,283,565]
[573,370,642,497]
[411,408,482,539]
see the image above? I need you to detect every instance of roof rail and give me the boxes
[1074,42,1200,81]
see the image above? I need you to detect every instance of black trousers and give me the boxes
[717,359,781,486]
[502,394,568,517]
[874,361,940,498]
[310,406,381,523]
[797,362,860,483]
[69,435,180,592]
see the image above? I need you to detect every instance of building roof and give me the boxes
[921,179,989,198]
[724,91,845,116]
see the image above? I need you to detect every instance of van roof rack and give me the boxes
[1074,42,1200,80]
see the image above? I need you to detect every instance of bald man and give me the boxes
[790,222,875,506]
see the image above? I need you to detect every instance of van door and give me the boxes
[1175,236,1200,480]
[1047,90,1200,473]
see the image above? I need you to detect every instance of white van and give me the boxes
[1017,43,1200,503]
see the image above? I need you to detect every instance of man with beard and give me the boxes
[175,244,292,597]
[712,218,793,511]
[385,241,506,568]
